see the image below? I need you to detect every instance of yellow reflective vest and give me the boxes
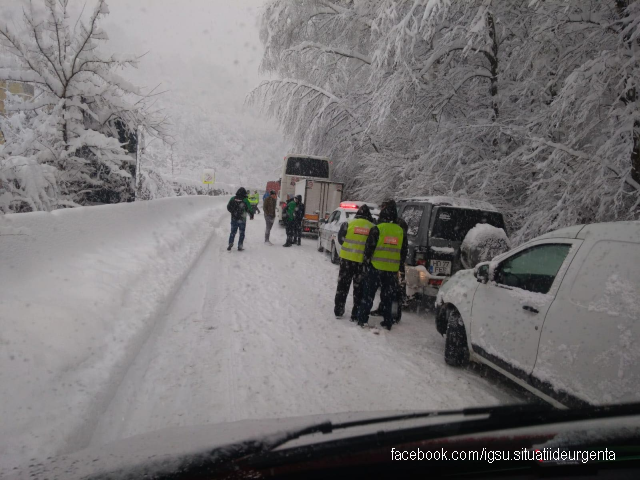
[371,223,403,272]
[339,218,374,263]
[248,193,260,205]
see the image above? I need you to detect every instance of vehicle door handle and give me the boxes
[523,305,539,314]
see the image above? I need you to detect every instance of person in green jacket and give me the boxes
[249,190,261,214]
[283,195,298,247]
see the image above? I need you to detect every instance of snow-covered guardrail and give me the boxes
[0,196,228,469]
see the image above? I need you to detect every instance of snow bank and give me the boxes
[0,196,228,468]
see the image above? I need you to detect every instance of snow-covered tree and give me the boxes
[0,0,170,213]
[252,0,640,241]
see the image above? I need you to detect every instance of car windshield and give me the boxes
[1,0,639,477]
[431,207,506,242]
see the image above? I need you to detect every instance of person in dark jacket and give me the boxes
[293,194,305,246]
[334,204,375,320]
[283,195,297,247]
[226,187,254,251]
[263,190,277,245]
[370,200,409,322]
[357,200,408,330]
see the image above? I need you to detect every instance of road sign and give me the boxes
[203,169,215,184]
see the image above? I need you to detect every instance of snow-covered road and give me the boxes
[90,212,520,447]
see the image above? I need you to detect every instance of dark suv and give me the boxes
[397,196,507,303]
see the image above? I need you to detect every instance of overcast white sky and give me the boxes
[104,0,268,91]
[1,0,286,186]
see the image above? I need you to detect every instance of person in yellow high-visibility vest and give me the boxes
[334,204,375,320]
[358,200,408,330]
[249,190,261,214]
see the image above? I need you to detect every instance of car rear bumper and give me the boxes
[405,265,448,297]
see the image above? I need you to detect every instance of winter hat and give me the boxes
[378,199,398,223]
[236,187,247,198]
[355,204,374,223]
[296,195,302,202]
[270,190,276,195]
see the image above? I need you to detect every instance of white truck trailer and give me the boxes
[294,179,344,237]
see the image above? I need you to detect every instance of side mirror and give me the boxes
[475,263,490,284]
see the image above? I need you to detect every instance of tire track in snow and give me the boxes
[90,216,523,449]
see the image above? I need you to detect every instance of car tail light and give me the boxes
[428,279,443,286]
[339,202,359,209]
[415,252,427,266]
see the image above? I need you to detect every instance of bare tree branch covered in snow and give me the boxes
[0,0,172,213]
[251,0,640,242]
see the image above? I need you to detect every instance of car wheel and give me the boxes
[317,233,324,252]
[331,241,339,264]
[444,309,470,367]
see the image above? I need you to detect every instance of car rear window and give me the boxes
[431,207,505,242]
[400,205,424,237]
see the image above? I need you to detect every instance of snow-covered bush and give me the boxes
[0,156,58,213]
[0,0,171,213]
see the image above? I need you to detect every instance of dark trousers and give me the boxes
[264,215,275,241]
[334,259,365,317]
[374,272,405,322]
[359,267,399,325]
[229,218,246,246]
[294,221,302,244]
[285,220,294,245]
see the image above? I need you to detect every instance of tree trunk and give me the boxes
[632,120,640,185]
[487,12,499,121]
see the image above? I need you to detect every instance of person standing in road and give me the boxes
[263,190,277,245]
[370,200,409,323]
[334,204,374,321]
[357,200,408,330]
[293,194,305,246]
[283,195,298,247]
[249,190,261,214]
[226,187,254,251]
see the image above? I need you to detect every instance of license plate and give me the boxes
[429,260,451,276]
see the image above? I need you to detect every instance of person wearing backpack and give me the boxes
[226,187,254,251]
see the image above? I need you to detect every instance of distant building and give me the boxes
[0,81,35,144]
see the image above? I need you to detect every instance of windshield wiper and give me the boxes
[107,402,640,479]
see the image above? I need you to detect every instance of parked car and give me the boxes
[397,197,508,303]
[317,201,379,264]
[435,221,640,408]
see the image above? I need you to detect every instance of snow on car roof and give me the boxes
[397,196,498,212]
[535,221,640,243]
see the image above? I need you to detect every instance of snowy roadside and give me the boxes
[0,196,227,469]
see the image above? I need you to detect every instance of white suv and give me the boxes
[435,221,640,408]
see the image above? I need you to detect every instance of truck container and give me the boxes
[294,179,344,237]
